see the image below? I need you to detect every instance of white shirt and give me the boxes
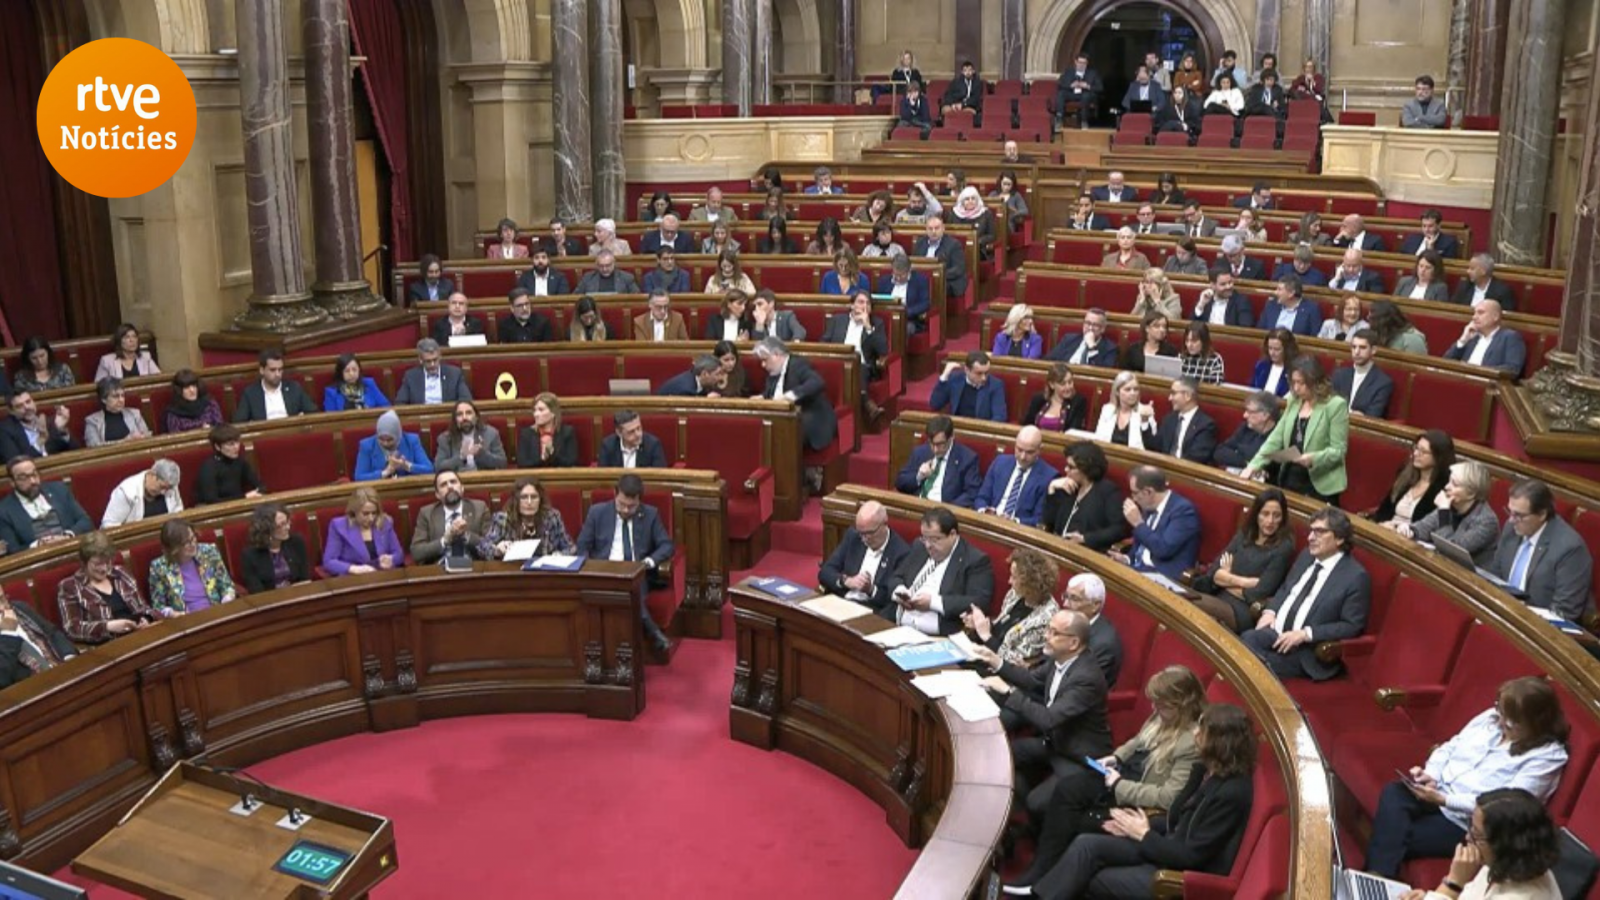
[262,383,288,420]
[1264,364,1286,394]
[529,272,550,296]
[994,461,1034,520]
[890,280,909,301]
[1349,365,1370,406]
[1423,707,1568,828]
[1277,551,1345,636]
[855,540,885,583]
[1427,868,1560,900]
[721,318,741,341]
[1408,281,1428,300]
[500,245,517,259]
[1207,296,1231,325]
[1471,282,1490,307]
[424,371,443,404]
[1138,493,1171,567]
[621,445,638,468]
[439,503,465,549]
[1172,409,1194,457]
[1466,327,1499,367]
[770,360,788,398]
[924,241,940,259]
[1069,336,1094,365]
[1333,270,1363,291]
[608,515,635,561]
[1108,187,1127,202]
[844,320,866,361]
[899,543,957,634]
[0,622,47,663]
[1047,655,1078,703]
[1273,304,1300,331]
[653,318,666,342]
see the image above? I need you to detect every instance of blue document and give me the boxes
[885,639,969,671]
[750,576,812,599]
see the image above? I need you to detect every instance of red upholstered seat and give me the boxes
[682,416,772,542]
[542,355,615,398]
[1166,750,1287,899]
[250,431,349,492]
[1154,130,1190,147]
[1338,111,1376,126]
[24,561,80,627]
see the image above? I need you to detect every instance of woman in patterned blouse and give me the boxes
[1179,321,1226,385]
[958,546,1059,664]
[480,476,574,559]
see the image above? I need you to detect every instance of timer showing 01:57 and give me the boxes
[274,841,352,884]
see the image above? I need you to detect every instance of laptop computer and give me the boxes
[1433,536,1526,597]
[1144,355,1184,380]
[1335,866,1410,900]
[1152,222,1188,236]
[608,378,653,397]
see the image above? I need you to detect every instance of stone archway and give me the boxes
[1025,0,1251,79]
[774,0,821,74]
[83,0,208,52]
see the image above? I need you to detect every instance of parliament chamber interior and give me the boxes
[5,0,1600,897]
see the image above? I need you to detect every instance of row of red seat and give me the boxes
[1077,201,1472,256]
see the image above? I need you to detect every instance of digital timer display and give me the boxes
[272,840,352,885]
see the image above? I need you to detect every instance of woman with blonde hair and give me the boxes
[992,305,1042,359]
[1130,267,1182,319]
[959,547,1059,664]
[1093,370,1157,449]
[821,246,870,295]
[516,392,579,469]
[1396,460,1501,567]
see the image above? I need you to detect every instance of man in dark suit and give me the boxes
[1055,53,1104,127]
[972,608,1113,819]
[641,247,691,295]
[818,500,912,612]
[1271,244,1329,288]
[0,392,74,461]
[597,410,668,468]
[1180,200,1218,238]
[894,415,981,508]
[0,456,92,552]
[1328,247,1387,295]
[1442,300,1527,376]
[882,507,995,634]
[929,352,1008,422]
[1156,377,1218,465]
[940,60,985,123]
[515,246,572,297]
[1217,234,1266,282]
[1192,269,1255,328]
[1241,507,1371,680]
[637,213,695,255]
[1090,172,1138,205]
[499,288,554,343]
[1397,210,1462,259]
[1118,66,1166,114]
[575,474,677,653]
[1109,465,1200,582]
[1490,479,1595,621]
[1332,213,1387,252]
[395,339,473,405]
[974,427,1059,527]
[755,338,838,456]
[1331,331,1394,417]
[876,254,932,334]
[1449,253,1518,311]
[1067,194,1112,231]
[657,355,726,398]
[429,292,488,346]
[541,218,586,258]
[913,216,968,300]
[1231,182,1275,210]
[409,469,491,565]
[897,80,932,138]
[821,291,890,422]
[407,254,454,304]
[0,593,79,689]
[1214,392,1279,472]
[232,349,319,423]
[1243,71,1287,119]
[1062,573,1124,688]
[1047,307,1120,366]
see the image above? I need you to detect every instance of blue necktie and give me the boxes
[999,466,1024,519]
[1508,538,1534,590]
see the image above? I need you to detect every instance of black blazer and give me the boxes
[430,315,487,346]
[0,601,78,689]
[1039,478,1128,550]
[1087,616,1124,688]
[233,381,318,423]
[517,424,580,468]
[541,236,587,258]
[818,527,912,611]
[1449,277,1518,312]
[240,535,311,594]
[1192,292,1255,329]
[1261,551,1371,680]
[1139,768,1254,875]
[821,314,889,381]
[1214,422,1271,471]
[515,268,572,297]
[1373,470,1448,524]
[763,354,837,452]
[994,654,1114,761]
[0,418,73,461]
[882,538,995,633]
[498,312,554,344]
[1398,232,1462,259]
[407,277,456,304]
[1156,408,1218,465]
[597,433,667,468]
[1021,392,1089,432]
[657,369,713,397]
[1331,365,1394,418]
[912,235,969,297]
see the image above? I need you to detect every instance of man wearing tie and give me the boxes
[1109,465,1200,582]
[1241,507,1371,680]
[1397,209,1462,259]
[0,593,78,689]
[818,501,912,612]
[1156,377,1218,465]
[974,426,1058,527]
[881,507,994,635]
[894,415,981,508]
[1046,308,1120,367]
[1489,479,1595,622]
[409,470,491,565]
[575,474,677,654]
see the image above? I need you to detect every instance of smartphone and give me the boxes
[1084,756,1111,776]
[1395,768,1421,787]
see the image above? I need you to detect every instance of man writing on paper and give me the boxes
[818,501,911,612]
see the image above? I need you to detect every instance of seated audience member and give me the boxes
[705,290,752,342]
[950,187,998,261]
[543,218,587,257]
[1365,677,1569,879]
[633,289,690,342]
[1179,200,1217,239]
[806,218,846,257]
[994,304,1044,359]
[1261,275,1323,337]
[1240,506,1370,680]
[1329,247,1386,295]
[164,369,224,434]
[796,218,840,257]
[195,424,264,505]
[1192,488,1295,631]
[574,250,640,295]
[930,352,1008,423]
[1251,328,1301,397]
[1233,208,1268,243]
[234,349,317,422]
[821,247,871,297]
[1101,227,1151,273]
[1273,242,1330,288]
[499,288,554,344]
[1067,194,1111,232]
[1331,329,1394,417]
[639,212,693,255]
[1179,321,1226,385]
[1217,234,1266,282]
[588,218,631,256]
[323,353,391,412]
[1214,391,1280,473]
[1318,294,1369,343]
[0,391,73,460]
[1041,443,1128,549]
[1372,429,1455,526]
[704,250,757,295]
[1235,181,1275,211]
[894,182,943,226]
[1399,209,1462,259]
[515,246,571,296]
[574,474,676,653]
[1451,253,1518,310]
[1192,269,1254,328]
[1244,68,1286,118]
[962,547,1060,666]
[1245,357,1350,504]
[971,608,1112,820]
[84,377,152,447]
[876,252,932,334]
[805,165,846,195]
[322,487,404,575]
[1444,300,1526,376]
[599,410,667,468]
[1395,461,1501,566]
[517,392,580,469]
[480,476,575,559]
[1110,465,1201,581]
[1333,213,1387,252]
[974,426,1058,527]
[568,296,609,342]
[1024,362,1089,433]
[14,336,75,393]
[1157,85,1200,136]
[411,469,491,565]
[102,459,183,528]
[354,410,434,482]
[1418,791,1568,900]
[1056,54,1104,126]
[0,590,79,689]
[642,247,691,294]
[486,217,529,259]
[896,80,932,137]
[1063,572,1124,686]
[1202,72,1244,116]
[1395,250,1450,302]
[1131,268,1183,320]
[714,341,748,398]
[657,354,727,398]
[823,290,889,422]
[880,507,995,635]
[1156,376,1218,465]
[1163,236,1209,277]
[396,339,472,405]
[992,170,1030,233]
[1285,212,1329,246]
[57,531,155,643]
[687,186,737,224]
[1401,74,1448,128]
[95,323,160,382]
[1007,665,1206,893]
[642,191,677,223]
[1130,202,1161,237]
[241,503,310,593]
[1047,307,1119,366]
[409,254,454,303]
[1120,64,1167,114]
[0,456,91,551]
[819,500,912,611]
[430,292,487,345]
[148,519,237,616]
[894,415,981,508]
[1094,371,1158,450]
[1289,56,1328,103]
[915,216,970,301]
[749,289,809,342]
[434,401,506,472]
[940,60,985,122]
[1369,300,1431,355]
[1490,479,1595,621]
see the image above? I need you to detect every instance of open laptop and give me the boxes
[1433,536,1526,597]
[1335,866,1409,900]
[1144,355,1184,380]
[1152,222,1188,236]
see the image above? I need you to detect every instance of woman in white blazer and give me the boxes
[1093,371,1158,450]
[101,459,184,528]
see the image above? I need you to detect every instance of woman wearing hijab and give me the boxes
[353,410,434,481]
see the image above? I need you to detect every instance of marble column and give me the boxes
[590,0,627,220]
[233,0,327,332]
[1255,0,1282,66]
[302,0,383,319]
[1465,0,1511,117]
[722,0,752,114]
[1488,0,1564,269]
[1446,0,1471,106]
[752,0,773,105]
[1000,0,1024,82]
[1303,0,1333,83]
[553,0,593,223]
[833,0,856,105]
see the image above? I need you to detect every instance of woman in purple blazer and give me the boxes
[322,487,405,575]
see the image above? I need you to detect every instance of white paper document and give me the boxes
[500,539,541,562]
[532,554,581,567]
[944,687,1002,722]
[800,594,873,623]
[910,669,983,699]
[865,625,935,647]
[1138,570,1188,594]
[946,633,980,658]
[448,334,488,347]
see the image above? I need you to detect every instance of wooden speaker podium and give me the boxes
[72,762,397,899]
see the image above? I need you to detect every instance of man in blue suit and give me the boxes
[1397,209,1461,259]
[818,500,912,611]
[973,427,1058,527]
[876,254,932,334]
[894,415,981,508]
[0,457,92,552]
[574,473,676,654]
[597,410,668,468]
[637,213,695,255]
[1046,308,1120,366]
[1270,245,1328,288]
[1109,465,1200,582]
[641,247,691,294]
[804,166,845,195]
[929,352,1007,423]
[1259,275,1323,337]
[657,355,726,397]
[1442,300,1526,376]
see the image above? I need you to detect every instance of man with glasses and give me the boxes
[1046,308,1119,367]
[895,415,981,507]
[1109,465,1200,582]
[0,456,92,553]
[632,289,689,342]
[1488,479,1594,621]
[498,288,554,343]
[1213,390,1279,475]
[974,426,1058,527]
[1241,506,1371,680]
[396,339,472,406]
[1061,573,1123,688]
[818,500,911,612]
[882,507,994,635]
[102,458,183,527]
[1155,376,1218,465]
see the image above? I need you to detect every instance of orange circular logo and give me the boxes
[35,38,197,199]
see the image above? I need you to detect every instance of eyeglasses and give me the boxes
[1506,508,1538,521]
[1307,526,1331,535]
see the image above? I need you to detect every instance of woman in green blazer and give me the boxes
[1243,356,1350,505]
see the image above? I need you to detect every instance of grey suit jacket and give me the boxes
[1490,516,1594,621]
[395,365,473,406]
[432,426,507,472]
[1393,276,1449,303]
[410,498,491,564]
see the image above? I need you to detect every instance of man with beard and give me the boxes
[0,456,92,553]
[410,469,492,564]
[432,401,508,472]
[0,391,73,460]
[515,246,571,297]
